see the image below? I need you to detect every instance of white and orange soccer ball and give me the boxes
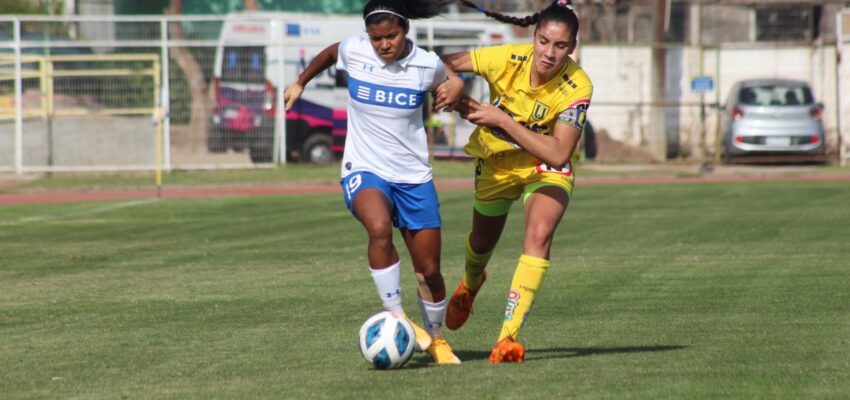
[358,311,415,370]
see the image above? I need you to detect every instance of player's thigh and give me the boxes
[390,180,441,231]
[341,172,394,234]
[524,185,569,236]
[473,157,521,217]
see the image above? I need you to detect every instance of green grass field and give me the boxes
[4,160,846,193]
[1,180,848,399]
[2,161,477,193]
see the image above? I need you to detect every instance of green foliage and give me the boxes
[0,0,48,15]
[1,181,848,398]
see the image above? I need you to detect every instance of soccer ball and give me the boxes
[358,311,416,369]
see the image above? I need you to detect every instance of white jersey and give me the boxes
[336,35,446,184]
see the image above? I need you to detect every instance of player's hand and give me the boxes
[455,95,480,119]
[283,83,304,111]
[432,75,464,112]
[465,102,509,128]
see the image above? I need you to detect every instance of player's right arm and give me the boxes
[284,42,340,111]
[439,45,512,116]
[440,51,473,74]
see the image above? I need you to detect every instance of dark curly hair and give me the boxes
[458,0,579,38]
[363,0,455,29]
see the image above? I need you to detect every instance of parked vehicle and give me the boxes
[210,12,514,164]
[721,78,825,163]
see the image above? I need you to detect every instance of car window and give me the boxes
[739,84,813,106]
[222,46,266,83]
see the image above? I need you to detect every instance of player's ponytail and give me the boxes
[457,0,539,28]
[363,0,455,28]
[459,0,579,37]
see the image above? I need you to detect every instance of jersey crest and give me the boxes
[532,101,550,121]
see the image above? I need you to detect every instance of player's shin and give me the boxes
[498,254,550,341]
[369,261,403,312]
[464,232,493,290]
[417,296,447,338]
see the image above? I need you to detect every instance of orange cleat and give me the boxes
[445,272,487,330]
[489,337,525,364]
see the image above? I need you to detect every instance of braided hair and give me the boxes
[363,0,456,29]
[458,0,579,38]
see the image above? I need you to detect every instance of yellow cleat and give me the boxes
[427,337,462,365]
[401,313,432,352]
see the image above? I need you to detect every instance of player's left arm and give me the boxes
[465,100,589,169]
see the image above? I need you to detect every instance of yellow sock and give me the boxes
[463,232,493,290]
[498,254,550,341]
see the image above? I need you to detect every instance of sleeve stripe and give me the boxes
[567,98,590,109]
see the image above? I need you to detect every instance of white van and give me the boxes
[210,12,515,163]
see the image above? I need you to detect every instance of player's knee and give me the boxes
[525,224,555,249]
[415,262,440,279]
[415,267,443,289]
[364,222,393,246]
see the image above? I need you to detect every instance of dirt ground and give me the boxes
[2,160,849,205]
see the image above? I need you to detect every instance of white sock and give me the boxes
[417,297,447,338]
[370,261,403,312]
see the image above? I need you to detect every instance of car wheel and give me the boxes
[583,122,597,160]
[250,144,274,163]
[208,127,226,153]
[302,133,334,165]
[722,144,734,165]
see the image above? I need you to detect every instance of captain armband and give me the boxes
[556,107,587,131]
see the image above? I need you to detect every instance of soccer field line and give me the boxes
[10,198,159,225]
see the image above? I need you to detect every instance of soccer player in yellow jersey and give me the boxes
[439,0,592,363]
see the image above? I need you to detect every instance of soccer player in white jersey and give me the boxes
[283,0,464,365]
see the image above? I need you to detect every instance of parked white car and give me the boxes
[721,78,826,164]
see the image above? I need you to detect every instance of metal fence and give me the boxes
[0,14,510,174]
[1,9,847,174]
[838,8,850,165]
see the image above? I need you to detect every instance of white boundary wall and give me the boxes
[581,44,842,160]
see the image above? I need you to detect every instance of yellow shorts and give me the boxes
[473,154,575,217]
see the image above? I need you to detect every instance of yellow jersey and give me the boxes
[466,44,593,163]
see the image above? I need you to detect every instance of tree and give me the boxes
[164,0,261,140]
[165,0,209,140]
[0,0,43,14]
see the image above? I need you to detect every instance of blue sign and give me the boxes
[286,23,300,37]
[691,76,714,93]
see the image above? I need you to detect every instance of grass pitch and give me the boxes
[0,180,848,399]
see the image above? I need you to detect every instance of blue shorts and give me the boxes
[341,171,441,230]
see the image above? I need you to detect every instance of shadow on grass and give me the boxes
[455,345,688,363]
